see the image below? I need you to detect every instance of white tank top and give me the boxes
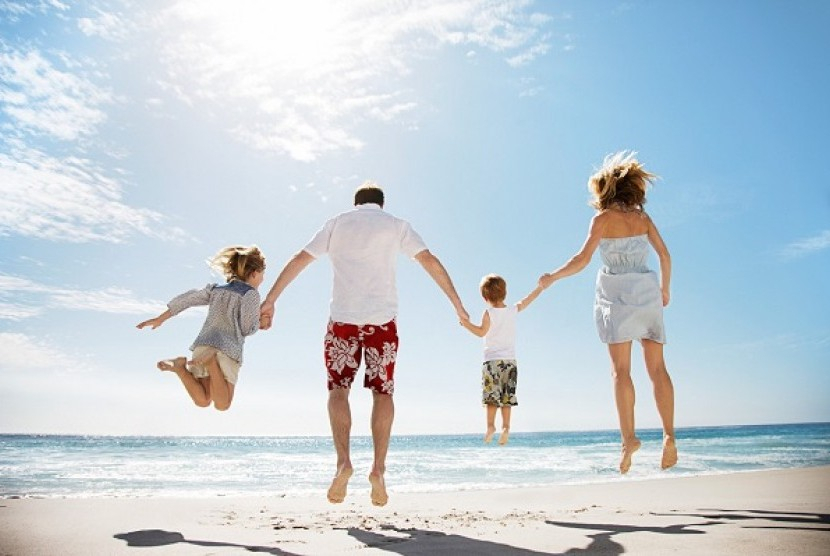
[483,305,518,361]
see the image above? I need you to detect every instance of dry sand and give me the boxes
[1,466,828,555]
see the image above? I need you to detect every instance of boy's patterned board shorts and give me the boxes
[482,359,518,407]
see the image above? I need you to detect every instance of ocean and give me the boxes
[1,423,828,499]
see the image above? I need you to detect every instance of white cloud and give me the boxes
[0,47,113,141]
[0,1,68,22]
[77,8,128,41]
[0,140,189,243]
[0,272,165,320]
[780,230,830,259]
[0,332,90,372]
[154,0,552,161]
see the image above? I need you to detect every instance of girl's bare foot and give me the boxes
[498,427,510,445]
[661,435,678,470]
[484,425,496,443]
[619,437,641,474]
[326,466,353,504]
[157,357,186,372]
[368,473,388,507]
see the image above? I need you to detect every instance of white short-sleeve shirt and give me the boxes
[303,204,428,325]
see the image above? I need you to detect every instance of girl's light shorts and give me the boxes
[187,345,241,385]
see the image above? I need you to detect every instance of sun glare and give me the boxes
[200,1,349,75]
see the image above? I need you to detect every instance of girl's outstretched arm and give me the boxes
[136,309,172,330]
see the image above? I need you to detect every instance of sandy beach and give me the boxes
[1,466,828,555]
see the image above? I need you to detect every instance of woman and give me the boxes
[540,151,677,473]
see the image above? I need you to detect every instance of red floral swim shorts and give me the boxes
[324,319,398,394]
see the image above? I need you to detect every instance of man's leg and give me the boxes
[369,391,393,507]
[327,387,353,503]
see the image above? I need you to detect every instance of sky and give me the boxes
[1,0,828,438]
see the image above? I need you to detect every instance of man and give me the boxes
[260,182,468,506]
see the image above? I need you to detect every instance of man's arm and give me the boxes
[259,250,316,330]
[414,250,469,322]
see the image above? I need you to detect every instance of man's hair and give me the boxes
[480,274,507,304]
[354,181,384,207]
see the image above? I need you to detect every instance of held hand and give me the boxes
[259,302,275,330]
[539,273,555,289]
[456,307,470,323]
[662,289,670,307]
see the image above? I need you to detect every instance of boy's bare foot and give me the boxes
[661,435,678,470]
[157,357,186,372]
[326,467,353,504]
[619,438,641,474]
[498,427,510,445]
[484,425,496,443]
[368,473,388,507]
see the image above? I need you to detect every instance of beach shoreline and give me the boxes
[2,465,828,555]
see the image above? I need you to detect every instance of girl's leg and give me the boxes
[484,405,497,443]
[158,357,210,407]
[642,339,677,469]
[498,406,511,445]
[608,341,640,473]
[203,355,234,411]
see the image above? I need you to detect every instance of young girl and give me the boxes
[539,151,677,473]
[460,274,543,445]
[137,245,266,411]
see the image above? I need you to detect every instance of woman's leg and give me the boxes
[608,341,640,473]
[642,339,677,469]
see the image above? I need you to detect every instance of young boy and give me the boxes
[460,274,543,445]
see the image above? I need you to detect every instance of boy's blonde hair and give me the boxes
[480,274,507,304]
[210,245,266,282]
[588,151,657,211]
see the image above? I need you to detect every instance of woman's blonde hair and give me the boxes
[480,274,507,304]
[209,245,266,282]
[588,151,657,211]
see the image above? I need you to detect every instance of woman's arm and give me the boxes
[539,214,605,289]
[646,216,671,306]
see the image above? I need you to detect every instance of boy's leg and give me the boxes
[157,357,210,407]
[498,406,511,445]
[484,405,497,443]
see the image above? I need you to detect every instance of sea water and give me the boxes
[1,423,828,498]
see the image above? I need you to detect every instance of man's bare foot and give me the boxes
[619,438,641,474]
[484,426,496,443]
[157,357,186,372]
[661,435,678,470]
[326,467,353,504]
[368,473,388,507]
[498,427,510,445]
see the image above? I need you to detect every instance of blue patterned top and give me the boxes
[167,280,260,363]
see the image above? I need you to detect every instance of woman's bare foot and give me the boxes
[368,473,388,507]
[326,466,353,504]
[661,435,678,470]
[157,357,186,372]
[498,427,510,445]
[484,425,496,443]
[619,437,641,474]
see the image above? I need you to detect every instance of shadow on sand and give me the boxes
[113,529,300,555]
[346,525,553,555]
